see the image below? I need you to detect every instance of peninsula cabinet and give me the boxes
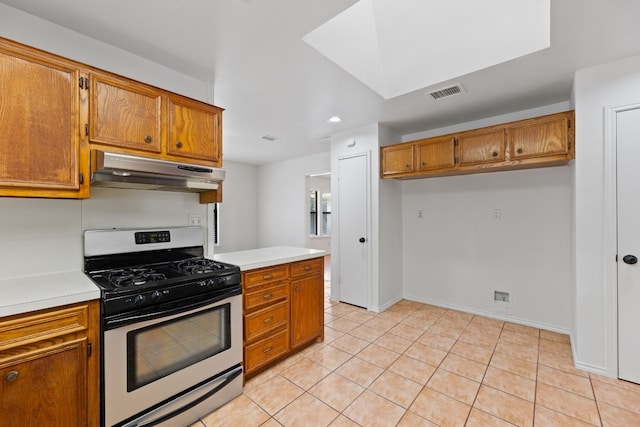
[0,36,223,201]
[380,110,575,179]
[0,38,89,199]
[0,300,100,427]
[241,257,324,378]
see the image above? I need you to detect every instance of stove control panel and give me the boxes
[135,230,171,245]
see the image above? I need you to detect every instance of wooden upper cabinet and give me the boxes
[0,39,88,198]
[508,112,572,160]
[415,136,455,171]
[89,73,162,153]
[167,96,221,163]
[458,128,506,165]
[381,144,414,176]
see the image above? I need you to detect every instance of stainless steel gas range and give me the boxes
[83,226,242,427]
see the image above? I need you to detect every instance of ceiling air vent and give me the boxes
[428,84,465,101]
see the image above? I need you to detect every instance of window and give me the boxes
[309,190,331,236]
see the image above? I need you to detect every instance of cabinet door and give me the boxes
[89,73,162,153]
[291,274,323,348]
[508,113,570,160]
[0,343,87,427]
[458,128,506,165]
[415,136,455,171]
[0,44,83,195]
[167,96,221,164]
[381,144,414,176]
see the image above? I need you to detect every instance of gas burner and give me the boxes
[106,268,167,287]
[172,258,224,274]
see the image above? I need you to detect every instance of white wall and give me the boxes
[573,53,640,376]
[214,161,259,254]
[402,167,573,332]
[258,152,330,248]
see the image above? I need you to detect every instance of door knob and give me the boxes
[623,255,638,265]
[359,237,366,243]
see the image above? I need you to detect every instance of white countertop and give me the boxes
[214,246,325,271]
[0,271,100,317]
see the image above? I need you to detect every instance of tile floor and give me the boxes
[193,259,640,427]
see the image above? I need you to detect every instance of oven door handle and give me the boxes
[104,286,241,330]
[119,365,243,427]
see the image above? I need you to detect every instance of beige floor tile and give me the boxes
[328,415,361,427]
[417,330,456,352]
[260,419,283,427]
[200,395,270,427]
[538,350,589,378]
[465,408,516,427]
[404,341,448,366]
[534,405,598,427]
[356,343,400,369]
[335,356,385,387]
[490,351,537,381]
[375,310,410,324]
[190,421,205,427]
[326,317,361,333]
[400,314,435,331]
[364,316,400,332]
[375,332,414,353]
[409,387,471,427]
[426,368,480,405]
[474,385,534,427]
[329,333,370,355]
[465,321,503,338]
[590,372,640,392]
[397,411,439,426]
[536,365,594,399]
[591,379,640,415]
[470,315,505,329]
[443,309,474,322]
[598,402,640,427]
[388,323,425,341]
[450,340,493,365]
[427,322,465,340]
[535,383,600,425]
[410,309,443,322]
[539,337,573,357]
[494,340,539,363]
[309,345,352,370]
[503,322,540,337]
[343,390,406,427]
[323,326,345,344]
[325,304,356,317]
[309,372,364,412]
[348,324,386,342]
[341,309,376,324]
[274,392,339,427]
[281,357,331,390]
[388,354,437,385]
[440,353,487,382]
[245,375,304,415]
[539,329,571,344]
[482,366,536,402]
[499,329,540,348]
[458,330,500,350]
[369,370,423,408]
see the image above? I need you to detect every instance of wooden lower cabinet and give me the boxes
[0,300,100,427]
[242,257,324,377]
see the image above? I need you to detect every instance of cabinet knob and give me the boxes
[4,371,18,382]
[176,141,183,148]
[405,163,410,169]
[516,148,523,154]
[492,151,498,157]
[421,161,427,166]
[304,265,311,271]
[144,135,152,143]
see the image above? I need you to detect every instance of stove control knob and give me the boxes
[134,294,147,305]
[150,290,161,302]
[217,277,227,285]
[206,279,215,288]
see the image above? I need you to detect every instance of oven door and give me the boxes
[103,289,242,427]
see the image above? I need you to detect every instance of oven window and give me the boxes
[127,303,231,391]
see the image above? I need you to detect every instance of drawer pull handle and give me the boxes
[304,265,311,271]
[263,347,273,353]
[4,371,18,383]
[263,274,273,280]
[263,316,274,323]
[263,293,273,299]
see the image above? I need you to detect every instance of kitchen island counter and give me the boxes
[0,271,100,317]
[214,246,325,271]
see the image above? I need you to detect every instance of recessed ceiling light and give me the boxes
[327,116,342,123]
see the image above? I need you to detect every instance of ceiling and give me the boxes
[2,0,639,165]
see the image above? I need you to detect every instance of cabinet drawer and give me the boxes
[244,301,288,342]
[244,265,289,289]
[244,282,289,311]
[290,257,323,278]
[244,329,290,373]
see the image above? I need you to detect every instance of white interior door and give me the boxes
[617,106,640,384]
[337,154,369,308]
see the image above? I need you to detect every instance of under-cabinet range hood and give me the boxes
[90,150,224,193]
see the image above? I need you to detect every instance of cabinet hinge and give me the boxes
[454,157,459,164]
[79,76,89,90]
[568,119,572,129]
[79,172,84,185]
[79,77,84,89]
[87,342,92,356]
[454,139,459,147]
[85,123,89,136]
[616,254,618,262]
